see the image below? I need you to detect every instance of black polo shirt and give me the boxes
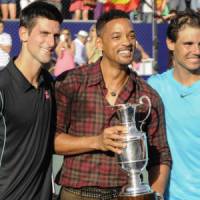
[0,60,55,200]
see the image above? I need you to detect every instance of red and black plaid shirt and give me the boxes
[55,61,171,188]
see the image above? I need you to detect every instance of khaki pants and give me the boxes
[60,187,118,200]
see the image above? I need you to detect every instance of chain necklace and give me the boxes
[106,76,129,97]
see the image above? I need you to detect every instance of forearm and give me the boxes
[54,132,99,155]
[54,126,127,155]
[149,164,170,194]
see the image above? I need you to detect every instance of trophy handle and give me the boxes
[138,95,151,132]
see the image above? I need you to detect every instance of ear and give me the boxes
[96,37,103,51]
[166,38,175,51]
[18,26,29,42]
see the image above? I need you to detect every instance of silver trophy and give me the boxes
[116,96,156,199]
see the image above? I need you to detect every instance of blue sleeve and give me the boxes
[147,75,160,90]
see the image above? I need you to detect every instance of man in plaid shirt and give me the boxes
[55,9,171,200]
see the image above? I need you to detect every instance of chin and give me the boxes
[42,57,51,64]
[191,67,200,72]
[120,57,132,64]
[120,61,132,66]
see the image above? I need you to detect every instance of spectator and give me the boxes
[142,0,168,23]
[73,30,88,67]
[142,0,153,23]
[131,40,150,71]
[69,0,94,20]
[156,0,169,22]
[94,0,105,20]
[0,0,17,19]
[85,24,102,64]
[134,40,150,61]
[148,10,200,200]
[54,28,75,76]
[0,20,12,70]
[162,9,177,23]
[55,9,171,200]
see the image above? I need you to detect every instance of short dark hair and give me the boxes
[167,10,200,42]
[96,9,130,37]
[20,1,63,32]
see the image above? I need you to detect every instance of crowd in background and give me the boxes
[0,0,199,22]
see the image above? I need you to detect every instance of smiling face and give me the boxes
[20,17,60,65]
[97,18,136,67]
[167,26,200,73]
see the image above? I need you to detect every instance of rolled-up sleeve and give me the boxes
[147,93,172,169]
[55,75,74,134]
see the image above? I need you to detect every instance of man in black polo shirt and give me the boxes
[0,2,62,200]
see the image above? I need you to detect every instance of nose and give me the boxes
[122,36,131,45]
[122,35,136,48]
[47,35,56,47]
[192,44,200,55]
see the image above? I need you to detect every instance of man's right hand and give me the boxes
[96,126,127,154]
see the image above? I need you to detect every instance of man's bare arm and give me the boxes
[149,164,170,194]
[54,126,127,155]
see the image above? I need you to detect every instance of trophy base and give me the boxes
[118,192,157,200]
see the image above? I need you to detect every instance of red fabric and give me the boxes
[69,0,93,11]
[104,0,140,12]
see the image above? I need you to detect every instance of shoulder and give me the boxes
[55,65,92,91]
[137,75,160,98]
[147,69,172,91]
[56,65,90,81]
[132,72,164,107]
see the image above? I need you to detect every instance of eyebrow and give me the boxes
[111,30,135,35]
